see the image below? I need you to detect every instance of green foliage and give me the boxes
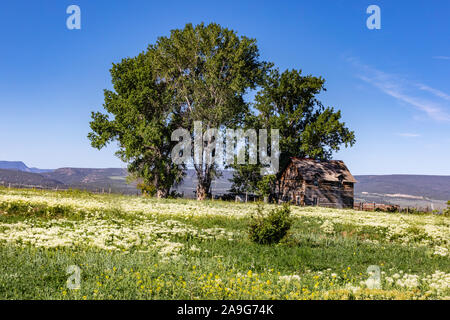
[256,69,355,162]
[444,201,450,216]
[88,45,185,198]
[256,174,276,197]
[375,206,398,213]
[248,204,292,244]
[1,240,447,300]
[0,189,449,299]
[63,188,94,198]
[228,164,261,195]
[137,183,156,197]
[89,22,270,200]
[0,201,80,220]
[230,68,356,193]
[88,23,356,200]
[153,23,269,128]
[151,22,270,200]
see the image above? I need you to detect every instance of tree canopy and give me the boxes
[151,22,269,200]
[88,22,355,200]
[230,69,355,196]
[88,48,184,198]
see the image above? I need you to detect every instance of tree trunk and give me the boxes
[194,160,213,201]
[156,188,169,198]
[196,181,211,201]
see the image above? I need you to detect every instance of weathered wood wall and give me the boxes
[278,162,354,208]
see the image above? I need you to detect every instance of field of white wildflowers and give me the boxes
[0,187,448,300]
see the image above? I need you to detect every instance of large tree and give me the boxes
[230,68,356,196]
[152,23,269,200]
[88,49,185,198]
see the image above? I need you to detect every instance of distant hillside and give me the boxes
[43,168,137,194]
[1,161,449,206]
[0,169,64,189]
[0,161,28,171]
[354,175,450,201]
[44,167,126,184]
[0,161,53,174]
[0,161,137,194]
[354,175,450,210]
[173,169,234,198]
[176,172,450,206]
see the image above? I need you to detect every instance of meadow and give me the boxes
[0,187,448,300]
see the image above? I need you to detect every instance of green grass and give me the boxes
[0,187,448,300]
[1,237,447,299]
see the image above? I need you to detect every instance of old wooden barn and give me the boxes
[277,158,356,208]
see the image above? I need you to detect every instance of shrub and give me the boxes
[444,201,450,216]
[248,204,292,244]
[137,183,156,197]
[64,188,94,197]
[256,175,276,199]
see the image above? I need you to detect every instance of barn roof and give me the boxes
[287,158,357,183]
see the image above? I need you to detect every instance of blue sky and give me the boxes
[0,0,449,175]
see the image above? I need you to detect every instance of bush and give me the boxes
[444,201,450,216]
[137,183,156,197]
[256,175,276,199]
[248,204,292,244]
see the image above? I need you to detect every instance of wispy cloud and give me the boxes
[397,133,421,138]
[349,58,450,122]
[433,56,450,60]
[416,84,450,101]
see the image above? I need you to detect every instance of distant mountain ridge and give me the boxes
[0,161,135,194]
[0,169,64,189]
[0,161,53,174]
[0,161,449,206]
[42,167,128,185]
[0,161,28,171]
[354,175,450,201]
